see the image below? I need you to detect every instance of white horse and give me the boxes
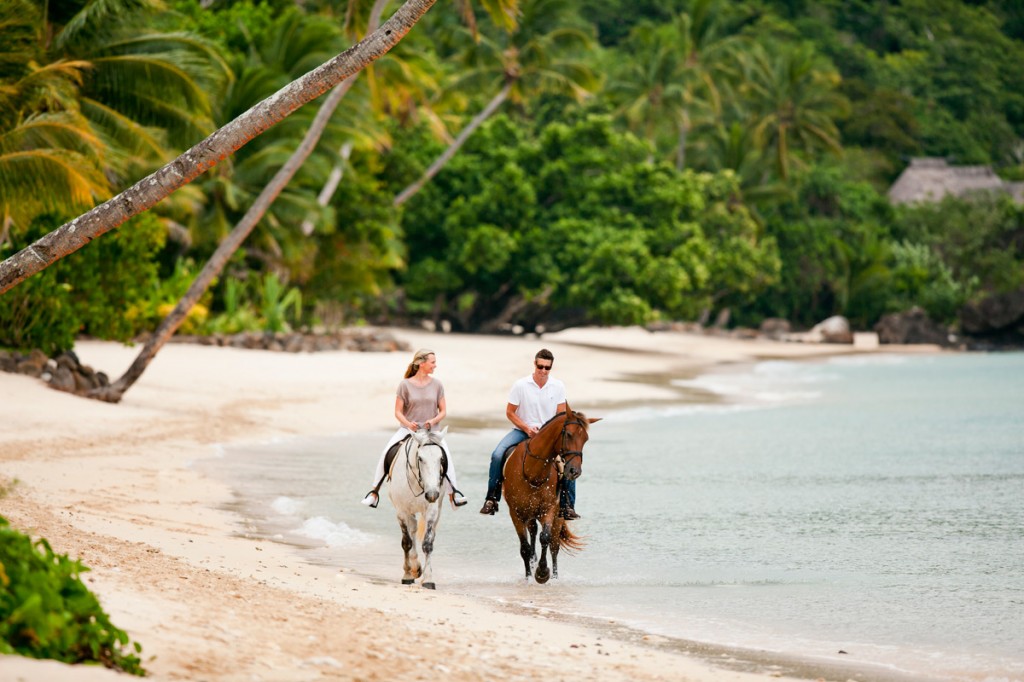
[386,427,448,589]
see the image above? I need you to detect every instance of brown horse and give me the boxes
[501,404,599,583]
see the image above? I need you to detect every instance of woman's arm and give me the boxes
[426,396,447,429]
[395,396,417,430]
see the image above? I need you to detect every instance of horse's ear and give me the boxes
[587,417,602,424]
[435,425,448,438]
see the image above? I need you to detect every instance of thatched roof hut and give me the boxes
[888,157,1024,205]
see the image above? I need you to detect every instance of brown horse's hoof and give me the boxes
[402,578,415,585]
[423,582,436,590]
[535,566,550,584]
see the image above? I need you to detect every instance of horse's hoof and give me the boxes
[402,578,415,585]
[535,567,550,584]
[423,582,436,590]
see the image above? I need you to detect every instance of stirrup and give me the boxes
[452,490,468,508]
[361,490,379,508]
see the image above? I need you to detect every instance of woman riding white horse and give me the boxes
[361,348,467,509]
[387,426,448,588]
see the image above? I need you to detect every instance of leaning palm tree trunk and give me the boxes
[0,0,437,295]
[393,80,512,207]
[90,0,394,403]
[300,141,353,236]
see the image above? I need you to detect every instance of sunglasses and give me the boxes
[535,364,552,371]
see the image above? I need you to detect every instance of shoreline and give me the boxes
[1,327,946,681]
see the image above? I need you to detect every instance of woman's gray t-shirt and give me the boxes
[397,378,444,423]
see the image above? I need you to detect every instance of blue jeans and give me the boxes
[562,478,576,508]
[486,429,578,508]
[486,429,528,500]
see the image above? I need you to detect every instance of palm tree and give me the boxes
[0,0,440,294]
[188,8,366,279]
[89,0,520,402]
[1,0,230,249]
[738,41,848,180]
[0,0,108,233]
[605,20,689,163]
[393,0,597,206]
[45,0,231,180]
[690,120,790,220]
[605,0,743,169]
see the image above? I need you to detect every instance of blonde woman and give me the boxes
[361,349,467,509]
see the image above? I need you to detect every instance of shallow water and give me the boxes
[198,352,1024,682]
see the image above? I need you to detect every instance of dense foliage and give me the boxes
[0,515,145,675]
[2,0,1023,351]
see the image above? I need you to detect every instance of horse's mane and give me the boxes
[538,409,590,433]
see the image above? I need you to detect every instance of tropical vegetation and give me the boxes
[0,513,145,674]
[1,0,1022,353]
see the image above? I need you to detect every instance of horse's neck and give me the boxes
[532,417,564,453]
[521,418,561,476]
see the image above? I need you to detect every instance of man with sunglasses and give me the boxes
[479,349,580,519]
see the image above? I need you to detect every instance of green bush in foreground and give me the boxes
[0,515,145,675]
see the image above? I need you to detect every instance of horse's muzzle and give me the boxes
[425,491,440,503]
[565,465,581,480]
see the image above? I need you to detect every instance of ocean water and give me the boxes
[197,352,1024,682]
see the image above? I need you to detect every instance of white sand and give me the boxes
[0,327,940,681]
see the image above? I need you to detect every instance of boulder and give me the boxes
[808,315,853,344]
[49,364,77,392]
[960,289,1024,335]
[875,307,953,346]
[759,318,791,340]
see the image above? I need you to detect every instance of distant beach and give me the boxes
[1,327,950,682]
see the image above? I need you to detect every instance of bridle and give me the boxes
[403,437,446,498]
[522,415,587,487]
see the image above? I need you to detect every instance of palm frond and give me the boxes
[79,97,168,163]
[54,0,165,51]
[0,112,103,157]
[0,148,109,226]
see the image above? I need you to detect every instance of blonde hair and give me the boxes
[404,348,435,378]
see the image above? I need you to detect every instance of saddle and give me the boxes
[499,442,564,482]
[378,434,449,487]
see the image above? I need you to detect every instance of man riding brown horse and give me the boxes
[480,349,580,520]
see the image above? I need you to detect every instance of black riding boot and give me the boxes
[559,486,580,520]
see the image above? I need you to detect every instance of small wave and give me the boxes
[271,496,305,516]
[665,361,836,407]
[603,402,764,423]
[293,516,374,548]
[826,354,911,367]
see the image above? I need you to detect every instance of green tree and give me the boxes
[393,0,598,206]
[606,0,744,169]
[739,41,847,179]
[0,0,108,231]
[0,0,438,295]
[394,113,778,330]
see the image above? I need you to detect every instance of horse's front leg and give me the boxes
[550,518,562,579]
[510,514,532,579]
[534,519,553,584]
[397,515,420,585]
[420,503,441,589]
[527,519,538,569]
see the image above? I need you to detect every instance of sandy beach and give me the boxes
[0,327,940,682]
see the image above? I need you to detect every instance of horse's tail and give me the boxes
[558,523,586,555]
